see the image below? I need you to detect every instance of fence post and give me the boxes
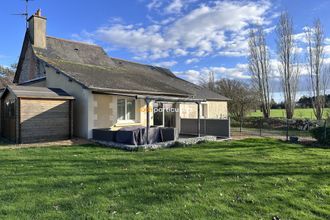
[228,117,231,138]
[324,119,327,143]
[286,118,289,141]
[259,118,262,136]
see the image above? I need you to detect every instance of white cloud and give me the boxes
[147,0,162,10]
[323,57,330,64]
[165,0,184,14]
[153,61,178,68]
[148,0,197,15]
[293,31,308,43]
[173,48,188,56]
[75,0,274,60]
[264,25,276,33]
[291,27,330,57]
[270,57,311,79]
[178,59,316,85]
[185,58,199,64]
[324,45,330,55]
[218,51,246,57]
[87,24,174,60]
[71,32,96,45]
[325,38,330,44]
[175,70,201,83]
[206,63,251,79]
[176,63,251,84]
[160,17,176,25]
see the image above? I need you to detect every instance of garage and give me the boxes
[0,86,74,144]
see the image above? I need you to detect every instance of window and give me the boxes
[201,104,207,118]
[117,98,136,121]
[117,99,126,121]
[126,99,135,120]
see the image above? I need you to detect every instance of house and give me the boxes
[1,9,230,144]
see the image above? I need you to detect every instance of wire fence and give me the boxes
[231,117,329,142]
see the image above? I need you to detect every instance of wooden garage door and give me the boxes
[20,99,70,143]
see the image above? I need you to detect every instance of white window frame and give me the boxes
[117,98,136,123]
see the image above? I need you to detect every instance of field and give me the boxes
[248,108,330,119]
[0,138,329,219]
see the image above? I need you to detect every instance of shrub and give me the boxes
[310,127,330,145]
[231,117,320,131]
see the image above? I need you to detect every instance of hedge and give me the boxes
[310,127,330,145]
[231,117,321,131]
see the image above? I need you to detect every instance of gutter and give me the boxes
[90,87,192,98]
[136,95,206,103]
[18,77,46,85]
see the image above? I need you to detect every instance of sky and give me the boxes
[1,0,330,100]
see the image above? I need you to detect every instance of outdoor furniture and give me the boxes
[117,126,162,145]
[93,127,178,145]
[146,127,163,144]
[160,127,179,142]
[92,129,116,142]
[116,126,145,145]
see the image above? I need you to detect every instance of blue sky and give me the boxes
[1,0,330,94]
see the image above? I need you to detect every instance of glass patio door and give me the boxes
[153,103,176,127]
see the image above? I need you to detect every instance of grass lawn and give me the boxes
[248,108,330,119]
[0,139,329,219]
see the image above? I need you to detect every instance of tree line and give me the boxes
[201,12,330,121]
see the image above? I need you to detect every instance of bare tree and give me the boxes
[305,19,328,120]
[208,71,215,91]
[276,12,300,119]
[217,79,258,123]
[248,26,271,118]
[199,71,216,91]
[0,65,15,78]
[0,64,15,89]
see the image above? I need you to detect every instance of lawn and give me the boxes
[248,108,330,119]
[0,139,329,219]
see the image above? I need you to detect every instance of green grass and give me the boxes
[248,108,330,119]
[0,139,329,219]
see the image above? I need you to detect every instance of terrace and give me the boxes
[91,94,230,150]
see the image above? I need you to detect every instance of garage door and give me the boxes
[20,99,71,143]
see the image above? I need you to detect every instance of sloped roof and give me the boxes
[32,36,229,101]
[1,85,74,100]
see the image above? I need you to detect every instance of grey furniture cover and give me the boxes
[93,127,177,145]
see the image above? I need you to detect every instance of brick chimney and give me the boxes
[28,9,47,48]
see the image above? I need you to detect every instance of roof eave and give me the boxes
[90,86,192,98]
[17,96,75,100]
[206,98,231,101]
[17,77,46,86]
